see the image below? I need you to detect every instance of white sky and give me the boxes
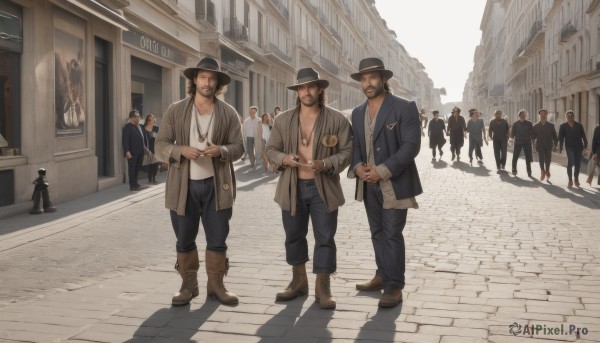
[374,0,487,104]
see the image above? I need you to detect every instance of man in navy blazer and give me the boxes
[348,57,423,308]
[122,110,148,191]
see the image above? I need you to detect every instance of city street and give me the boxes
[0,138,599,343]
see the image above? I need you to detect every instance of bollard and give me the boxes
[29,168,57,214]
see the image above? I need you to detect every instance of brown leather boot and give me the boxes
[315,273,336,309]
[378,286,403,308]
[171,250,200,306]
[276,263,308,301]
[355,274,384,291]
[205,250,239,305]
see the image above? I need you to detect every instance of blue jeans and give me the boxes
[281,179,338,273]
[170,178,232,253]
[364,183,407,289]
[565,147,583,181]
[512,143,532,173]
[493,139,507,168]
[537,146,553,173]
[468,138,482,160]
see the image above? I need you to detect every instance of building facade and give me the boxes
[466,0,600,135]
[0,0,440,216]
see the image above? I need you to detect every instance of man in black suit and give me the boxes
[122,110,148,191]
[348,57,423,308]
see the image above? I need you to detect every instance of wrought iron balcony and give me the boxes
[195,0,216,27]
[560,22,577,42]
[268,43,292,63]
[319,55,339,75]
[223,17,248,42]
[269,0,289,20]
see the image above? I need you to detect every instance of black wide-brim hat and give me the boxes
[287,67,329,90]
[350,57,394,81]
[183,57,231,86]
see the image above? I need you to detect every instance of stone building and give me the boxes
[466,0,600,132]
[0,0,440,216]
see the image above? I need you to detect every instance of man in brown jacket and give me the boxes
[265,68,352,309]
[155,57,244,306]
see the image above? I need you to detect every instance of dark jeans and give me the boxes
[565,147,583,181]
[148,162,159,181]
[450,145,462,157]
[281,179,338,273]
[364,183,407,289]
[170,178,232,253]
[512,143,532,173]
[537,146,553,172]
[431,146,442,158]
[493,139,507,168]
[127,153,143,189]
[468,138,482,160]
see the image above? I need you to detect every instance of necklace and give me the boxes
[195,106,214,143]
[299,117,316,147]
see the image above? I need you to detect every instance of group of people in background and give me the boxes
[121,110,161,191]
[425,106,600,188]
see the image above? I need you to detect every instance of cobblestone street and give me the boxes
[0,139,599,342]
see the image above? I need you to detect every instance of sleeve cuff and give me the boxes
[376,164,392,181]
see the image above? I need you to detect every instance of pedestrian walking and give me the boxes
[558,110,588,188]
[260,112,272,171]
[510,109,534,176]
[155,56,244,306]
[122,110,148,191]
[587,124,600,186]
[427,110,446,161]
[466,108,487,164]
[532,109,558,181]
[488,109,510,170]
[144,114,160,184]
[242,105,262,169]
[348,57,422,308]
[265,67,352,309]
[447,106,466,161]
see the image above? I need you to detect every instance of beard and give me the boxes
[197,86,216,99]
[363,83,384,99]
[300,94,318,107]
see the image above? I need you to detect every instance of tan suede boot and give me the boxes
[315,273,336,309]
[378,286,403,308]
[276,263,308,301]
[171,250,200,306]
[355,274,384,291]
[206,250,239,305]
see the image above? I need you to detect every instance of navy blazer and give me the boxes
[122,122,148,157]
[350,93,423,200]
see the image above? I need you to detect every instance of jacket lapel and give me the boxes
[372,94,393,142]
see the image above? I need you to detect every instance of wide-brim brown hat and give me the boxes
[183,57,231,86]
[287,67,329,90]
[350,57,394,81]
[451,106,461,113]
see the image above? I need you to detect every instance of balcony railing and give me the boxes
[319,55,339,75]
[223,17,248,42]
[527,19,542,45]
[269,0,289,20]
[302,0,318,15]
[560,22,577,42]
[268,43,292,62]
[195,0,216,27]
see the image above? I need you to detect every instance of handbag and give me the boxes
[142,147,156,166]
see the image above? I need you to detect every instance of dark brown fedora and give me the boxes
[287,67,329,90]
[350,57,394,81]
[183,56,231,86]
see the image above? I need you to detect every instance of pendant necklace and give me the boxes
[299,116,317,147]
[195,105,214,143]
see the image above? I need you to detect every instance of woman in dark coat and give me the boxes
[144,114,160,183]
[428,110,446,160]
[447,106,467,161]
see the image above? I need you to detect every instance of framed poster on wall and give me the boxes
[54,10,85,136]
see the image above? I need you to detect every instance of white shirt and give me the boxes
[243,116,260,138]
[189,107,215,180]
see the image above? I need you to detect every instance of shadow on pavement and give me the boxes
[286,302,333,342]
[450,160,492,176]
[257,297,306,342]
[431,159,448,169]
[356,304,403,342]
[124,299,220,341]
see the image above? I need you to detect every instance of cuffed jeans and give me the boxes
[566,147,583,181]
[512,143,533,173]
[493,139,507,168]
[170,178,232,253]
[537,146,553,172]
[364,183,407,289]
[282,179,338,274]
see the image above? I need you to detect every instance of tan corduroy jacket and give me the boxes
[265,106,352,215]
[155,96,244,215]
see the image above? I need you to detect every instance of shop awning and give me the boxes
[63,0,135,31]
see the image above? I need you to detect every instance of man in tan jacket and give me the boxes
[265,68,352,309]
[155,57,244,306]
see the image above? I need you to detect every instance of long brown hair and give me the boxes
[187,70,225,97]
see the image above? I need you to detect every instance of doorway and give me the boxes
[95,37,112,177]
